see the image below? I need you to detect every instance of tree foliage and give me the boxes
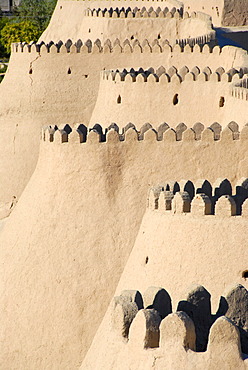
[1,20,40,53]
[0,0,57,56]
[15,0,57,32]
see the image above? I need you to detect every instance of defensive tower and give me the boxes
[1,0,248,369]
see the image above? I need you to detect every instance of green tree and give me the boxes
[15,0,57,32]
[0,0,57,56]
[0,15,10,58]
[0,20,40,53]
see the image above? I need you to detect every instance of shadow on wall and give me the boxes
[215,27,248,50]
[113,284,248,354]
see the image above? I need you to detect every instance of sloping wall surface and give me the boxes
[82,286,248,369]
[54,12,212,45]
[182,0,224,27]
[1,126,248,369]
[0,41,243,204]
[41,0,183,42]
[82,185,248,369]
[90,64,248,129]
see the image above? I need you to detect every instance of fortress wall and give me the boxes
[39,0,88,42]
[82,178,248,369]
[115,211,248,312]
[1,124,248,369]
[182,0,224,27]
[41,0,183,42]
[78,11,212,44]
[0,41,243,204]
[83,292,248,370]
[82,285,248,370]
[182,0,248,27]
[90,68,247,129]
[7,42,245,126]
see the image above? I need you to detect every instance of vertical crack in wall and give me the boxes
[29,54,41,87]
[13,123,18,155]
[28,53,41,111]
[231,48,238,69]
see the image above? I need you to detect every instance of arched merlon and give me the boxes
[111,284,248,356]
[13,37,230,55]
[148,177,248,217]
[84,7,177,18]
[101,66,240,83]
[1,38,244,205]
[90,65,247,128]
[83,8,209,20]
[38,9,214,46]
[42,122,246,144]
[40,0,184,42]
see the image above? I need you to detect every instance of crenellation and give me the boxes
[201,127,215,142]
[145,178,248,217]
[3,1,248,369]
[177,285,212,351]
[191,193,212,216]
[148,186,163,210]
[53,128,68,143]
[158,190,174,210]
[100,65,241,85]
[214,195,237,216]
[143,286,172,319]
[87,129,101,144]
[41,122,248,144]
[111,295,139,339]
[128,308,161,349]
[192,122,204,140]
[172,191,191,213]
[13,34,238,55]
[108,284,248,357]
[120,290,144,310]
[209,122,222,140]
[223,284,248,353]
[68,129,84,143]
[160,311,196,350]
[207,317,243,363]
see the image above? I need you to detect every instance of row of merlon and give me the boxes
[102,65,243,83]
[232,87,248,101]
[112,284,247,354]
[42,121,248,144]
[84,8,212,22]
[84,7,184,18]
[148,178,248,216]
[12,36,225,55]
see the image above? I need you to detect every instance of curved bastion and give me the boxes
[90,62,248,129]
[1,121,248,369]
[0,36,244,205]
[1,0,248,369]
[65,8,214,45]
[82,178,248,369]
[41,0,184,42]
[42,0,248,42]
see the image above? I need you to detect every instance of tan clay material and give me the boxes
[1,0,248,369]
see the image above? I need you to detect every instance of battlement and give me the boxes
[64,0,183,6]
[84,6,183,18]
[83,7,213,25]
[101,65,242,83]
[42,121,248,145]
[111,284,248,357]
[11,34,221,55]
[148,177,248,217]
[232,77,248,101]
